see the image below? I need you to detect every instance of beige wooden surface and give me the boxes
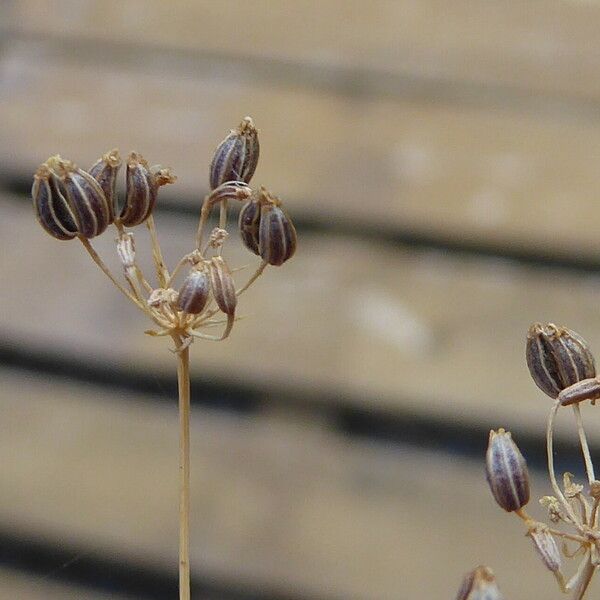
[3,40,600,260]
[4,196,600,439]
[0,567,128,600]
[1,368,574,600]
[8,0,600,102]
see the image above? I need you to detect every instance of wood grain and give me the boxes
[8,0,600,101]
[3,40,600,260]
[5,196,600,437]
[0,368,571,600]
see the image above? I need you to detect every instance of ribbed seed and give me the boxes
[32,163,78,240]
[58,159,110,239]
[258,199,297,266]
[485,428,530,512]
[455,566,503,600]
[527,524,561,573]
[121,152,157,227]
[209,257,237,316]
[207,181,253,206]
[526,323,596,398]
[89,149,121,223]
[177,268,211,314]
[209,116,259,190]
[238,199,261,255]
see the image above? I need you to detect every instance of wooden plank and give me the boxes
[8,0,600,101]
[4,196,600,438]
[0,567,127,600]
[3,42,600,260]
[0,368,572,599]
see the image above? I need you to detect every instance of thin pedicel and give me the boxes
[31,117,297,600]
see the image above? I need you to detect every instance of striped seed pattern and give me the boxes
[526,323,596,399]
[485,429,530,512]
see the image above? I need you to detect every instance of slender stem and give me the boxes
[547,399,583,529]
[236,261,267,297]
[195,195,211,249]
[146,215,169,287]
[79,237,144,308]
[573,404,596,485]
[172,334,191,600]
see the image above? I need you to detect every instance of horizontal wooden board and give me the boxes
[5,196,600,439]
[7,0,600,102]
[0,567,127,600]
[1,368,573,599]
[3,41,600,259]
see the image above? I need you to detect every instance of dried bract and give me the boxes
[527,524,561,573]
[32,162,78,240]
[116,232,136,270]
[178,268,210,314]
[485,428,530,512]
[258,189,297,266]
[209,257,237,316]
[526,323,596,399]
[89,149,121,222]
[209,116,259,190]
[455,566,503,600]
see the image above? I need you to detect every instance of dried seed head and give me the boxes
[485,428,530,512]
[55,157,110,239]
[455,566,503,600]
[177,267,210,314]
[209,116,259,190]
[257,188,297,266]
[121,153,175,227]
[89,149,121,222]
[526,323,596,399]
[527,524,561,573]
[116,232,136,270]
[209,257,237,316]
[32,161,78,240]
[238,198,261,255]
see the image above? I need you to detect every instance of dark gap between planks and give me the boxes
[0,528,322,600]
[4,182,600,275]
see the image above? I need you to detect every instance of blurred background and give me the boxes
[3,1,600,598]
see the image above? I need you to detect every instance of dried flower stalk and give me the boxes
[482,323,600,599]
[31,117,297,599]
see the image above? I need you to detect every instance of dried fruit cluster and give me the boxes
[32,116,296,346]
[31,117,297,600]
[481,323,600,599]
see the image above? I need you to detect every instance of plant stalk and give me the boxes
[173,335,191,600]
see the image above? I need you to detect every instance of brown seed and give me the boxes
[177,268,211,314]
[209,257,237,316]
[121,152,157,227]
[526,323,596,399]
[455,566,503,600]
[89,149,121,223]
[485,428,530,512]
[32,162,79,240]
[238,198,261,255]
[559,377,600,406]
[56,158,110,239]
[258,190,297,266]
[527,524,561,573]
[209,116,259,190]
